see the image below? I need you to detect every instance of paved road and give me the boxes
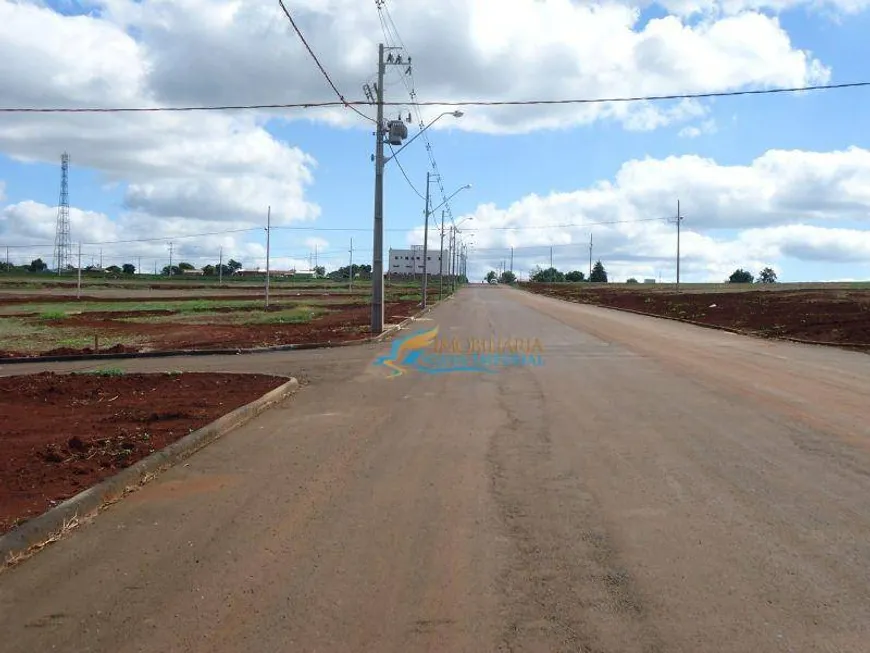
[3,286,870,652]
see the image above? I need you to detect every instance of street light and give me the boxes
[385,111,464,165]
[421,182,471,307]
[371,107,465,334]
[449,217,473,294]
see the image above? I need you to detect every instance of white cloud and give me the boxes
[656,0,870,18]
[679,119,717,138]
[450,147,870,282]
[0,0,319,231]
[70,0,831,135]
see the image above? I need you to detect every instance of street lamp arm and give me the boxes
[430,184,471,214]
[385,111,463,163]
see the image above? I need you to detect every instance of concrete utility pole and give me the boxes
[589,233,593,280]
[168,241,173,276]
[219,246,223,285]
[439,209,446,301]
[76,243,82,300]
[265,205,271,309]
[349,238,354,291]
[676,199,684,292]
[368,43,463,332]
[510,246,514,274]
[370,43,387,334]
[450,227,456,293]
[421,171,431,308]
[550,246,553,269]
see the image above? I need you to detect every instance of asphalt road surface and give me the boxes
[3,285,870,652]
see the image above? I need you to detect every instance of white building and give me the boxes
[389,247,448,276]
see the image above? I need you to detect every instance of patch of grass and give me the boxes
[0,318,148,354]
[75,367,125,377]
[38,310,68,320]
[0,299,264,317]
[239,305,328,325]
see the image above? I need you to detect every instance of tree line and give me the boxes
[485,261,610,284]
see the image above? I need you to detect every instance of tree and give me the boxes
[201,264,216,276]
[729,268,754,283]
[227,259,243,273]
[530,266,565,283]
[122,263,136,275]
[314,265,326,278]
[499,270,517,285]
[590,261,608,283]
[106,265,122,274]
[565,270,585,282]
[162,265,181,276]
[485,270,498,284]
[178,262,194,271]
[28,258,48,273]
[757,267,777,284]
[626,277,639,284]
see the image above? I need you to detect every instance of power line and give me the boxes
[277,0,375,124]
[388,144,426,199]
[463,217,668,232]
[376,0,459,226]
[1,81,866,114]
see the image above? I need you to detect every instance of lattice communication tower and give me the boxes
[53,152,72,273]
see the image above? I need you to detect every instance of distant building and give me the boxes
[389,247,447,276]
[643,278,656,284]
[182,268,204,275]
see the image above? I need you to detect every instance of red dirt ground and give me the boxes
[0,372,287,535]
[0,300,423,358]
[522,284,870,346]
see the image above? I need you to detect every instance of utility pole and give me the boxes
[421,171,431,308]
[5,246,8,271]
[99,248,103,269]
[676,199,683,292]
[349,238,354,291]
[137,256,141,275]
[439,209,446,301]
[265,206,271,309]
[510,246,514,274]
[550,246,553,269]
[76,243,82,300]
[589,233,593,280]
[370,42,387,334]
[450,225,456,293]
[168,241,173,276]
[219,246,223,285]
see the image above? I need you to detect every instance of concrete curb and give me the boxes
[0,299,446,366]
[0,375,300,565]
[517,286,870,351]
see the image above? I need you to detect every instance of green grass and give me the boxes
[240,306,328,325]
[75,367,125,377]
[39,310,68,320]
[0,317,147,354]
[0,299,264,317]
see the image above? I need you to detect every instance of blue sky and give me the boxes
[1,0,870,281]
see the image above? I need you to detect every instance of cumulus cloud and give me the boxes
[656,0,870,18]
[78,0,831,135]
[437,147,870,281]
[0,0,319,230]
